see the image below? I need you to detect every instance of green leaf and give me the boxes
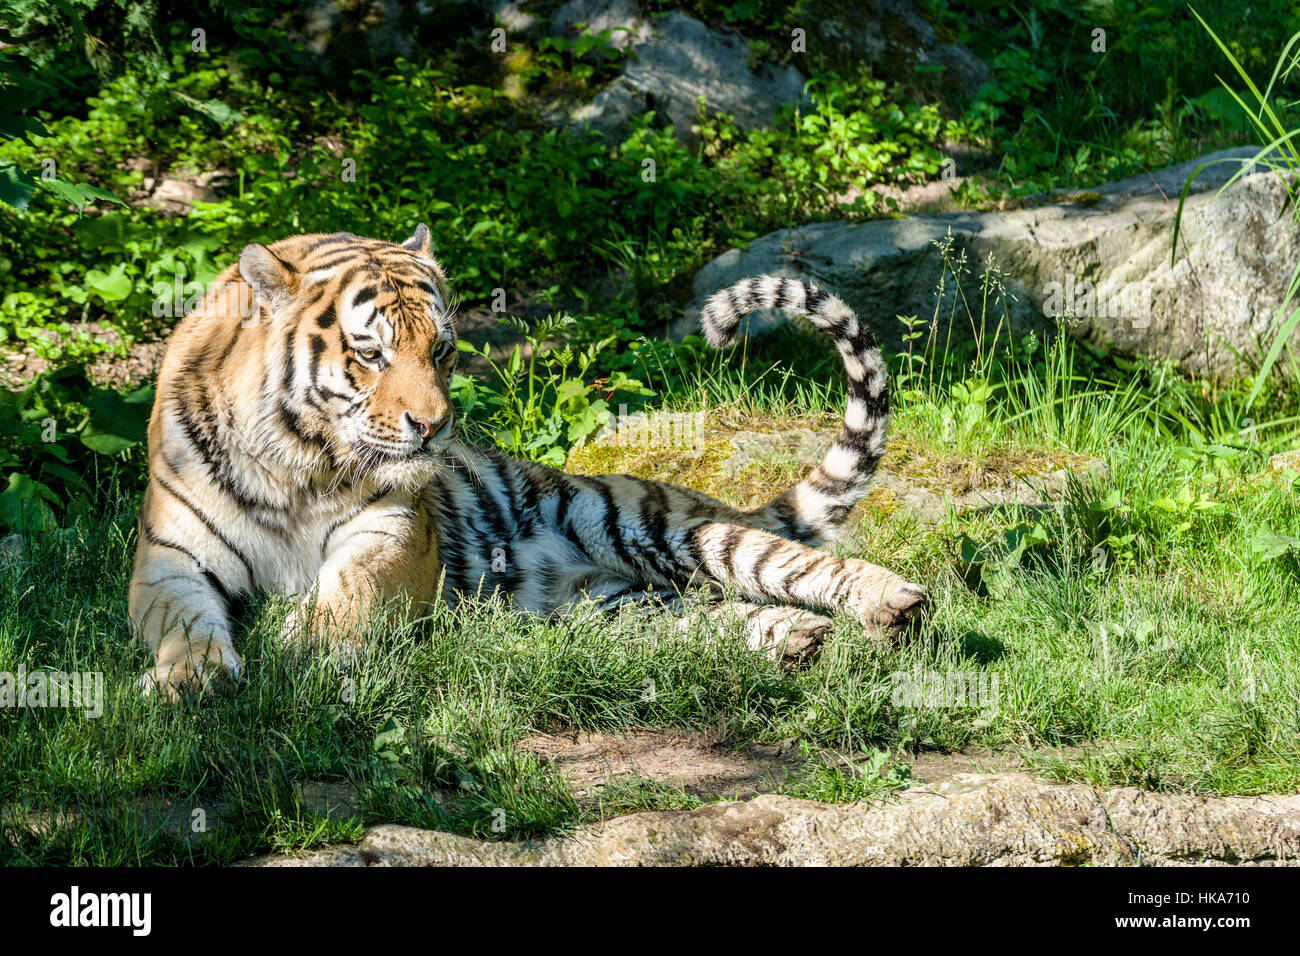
[84,263,135,302]
[171,91,247,128]
[0,110,50,145]
[1089,488,1123,512]
[0,473,60,533]
[37,178,94,211]
[80,387,151,455]
[1251,528,1300,562]
[0,163,37,209]
[554,378,590,403]
[76,183,127,208]
[1003,522,1052,565]
[36,178,127,212]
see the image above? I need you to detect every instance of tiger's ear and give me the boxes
[401,223,432,258]
[238,243,297,312]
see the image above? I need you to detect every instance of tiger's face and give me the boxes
[237,225,458,488]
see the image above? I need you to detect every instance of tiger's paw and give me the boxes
[859,580,928,640]
[280,607,366,665]
[747,608,831,665]
[775,613,831,665]
[137,642,243,702]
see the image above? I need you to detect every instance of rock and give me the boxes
[578,415,1106,525]
[562,7,810,144]
[1266,450,1300,476]
[247,771,1300,866]
[800,0,989,99]
[553,0,987,143]
[722,428,835,475]
[725,427,1106,524]
[552,0,649,49]
[296,0,416,65]
[0,534,23,560]
[141,177,219,214]
[293,0,510,75]
[678,148,1300,380]
[490,0,536,32]
[874,457,1108,523]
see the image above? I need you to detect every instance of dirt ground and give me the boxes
[517,729,1028,805]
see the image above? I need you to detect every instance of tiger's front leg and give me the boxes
[129,487,246,701]
[283,492,442,652]
[684,521,927,638]
[130,578,242,702]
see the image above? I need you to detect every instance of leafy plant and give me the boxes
[0,365,150,533]
[452,314,653,466]
[782,742,911,803]
[956,520,1054,594]
[0,2,125,212]
[1150,483,1224,534]
[1252,527,1300,561]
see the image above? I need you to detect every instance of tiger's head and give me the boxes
[235,225,457,489]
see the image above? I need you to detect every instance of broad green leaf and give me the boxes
[0,162,37,209]
[80,388,151,455]
[84,263,135,302]
[0,473,60,533]
[1251,528,1300,561]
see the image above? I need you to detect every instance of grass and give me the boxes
[4,309,1300,864]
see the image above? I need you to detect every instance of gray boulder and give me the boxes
[552,0,648,49]
[679,148,1300,380]
[799,0,989,99]
[553,0,989,143]
[563,5,809,144]
[294,0,417,67]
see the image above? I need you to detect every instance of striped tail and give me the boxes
[699,275,888,544]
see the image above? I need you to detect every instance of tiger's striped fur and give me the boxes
[129,228,925,700]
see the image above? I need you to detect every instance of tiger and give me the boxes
[128,225,927,700]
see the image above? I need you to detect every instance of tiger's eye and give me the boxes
[356,348,381,362]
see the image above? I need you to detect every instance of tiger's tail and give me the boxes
[699,275,888,544]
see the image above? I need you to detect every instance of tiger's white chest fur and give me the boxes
[155,401,426,598]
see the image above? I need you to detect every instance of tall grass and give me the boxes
[1176,10,1300,406]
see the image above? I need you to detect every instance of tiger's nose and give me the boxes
[404,411,445,440]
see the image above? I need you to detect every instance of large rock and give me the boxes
[562,5,809,144]
[294,0,418,67]
[679,148,1300,380]
[553,0,988,143]
[552,0,648,48]
[799,0,989,99]
[249,772,1300,866]
[572,415,1107,526]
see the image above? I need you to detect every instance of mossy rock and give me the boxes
[567,411,1106,522]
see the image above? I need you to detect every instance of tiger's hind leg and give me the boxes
[555,475,926,641]
[679,519,927,639]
